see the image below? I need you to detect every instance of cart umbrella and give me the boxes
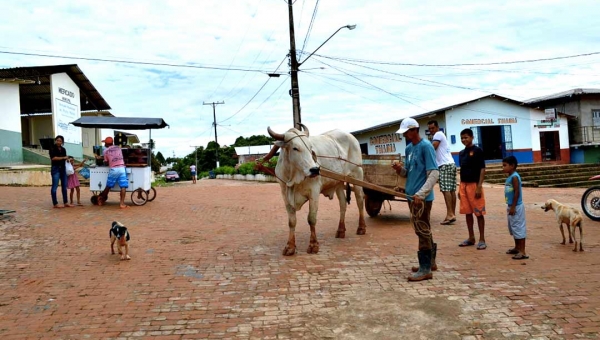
[70,117,169,130]
[70,116,169,149]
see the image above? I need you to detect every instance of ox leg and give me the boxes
[283,204,297,256]
[353,185,367,235]
[307,196,320,254]
[335,185,347,238]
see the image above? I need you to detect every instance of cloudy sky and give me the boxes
[2,0,600,158]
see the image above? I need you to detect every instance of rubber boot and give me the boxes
[412,243,437,272]
[408,249,433,282]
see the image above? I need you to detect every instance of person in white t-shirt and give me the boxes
[428,120,457,225]
[190,164,197,184]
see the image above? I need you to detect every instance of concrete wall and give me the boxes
[0,170,52,186]
[0,83,23,165]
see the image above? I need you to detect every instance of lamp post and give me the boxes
[286,0,355,130]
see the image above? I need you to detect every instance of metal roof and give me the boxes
[525,88,600,104]
[351,94,528,135]
[234,145,274,156]
[70,116,169,130]
[0,64,111,114]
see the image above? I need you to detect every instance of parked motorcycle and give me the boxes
[581,175,600,221]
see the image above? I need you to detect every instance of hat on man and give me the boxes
[397,117,419,134]
[102,136,113,144]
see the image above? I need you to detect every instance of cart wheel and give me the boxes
[365,194,383,217]
[91,195,99,205]
[131,188,148,206]
[146,187,157,202]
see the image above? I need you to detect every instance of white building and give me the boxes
[0,64,112,166]
[351,94,571,164]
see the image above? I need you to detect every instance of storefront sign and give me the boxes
[461,117,518,125]
[370,133,402,155]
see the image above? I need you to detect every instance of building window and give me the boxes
[593,109,600,127]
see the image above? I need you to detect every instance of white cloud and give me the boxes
[2,0,600,159]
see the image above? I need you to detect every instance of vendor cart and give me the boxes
[70,116,169,206]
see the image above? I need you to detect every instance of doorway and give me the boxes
[540,131,560,161]
[472,125,505,161]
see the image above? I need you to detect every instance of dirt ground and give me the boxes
[0,180,599,339]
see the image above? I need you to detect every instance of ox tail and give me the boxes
[346,183,351,205]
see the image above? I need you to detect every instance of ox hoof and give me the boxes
[282,247,296,256]
[356,228,366,235]
[307,244,319,254]
[335,230,346,238]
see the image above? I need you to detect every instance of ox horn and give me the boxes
[267,126,284,141]
[298,123,310,137]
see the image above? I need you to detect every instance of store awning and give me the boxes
[70,116,169,130]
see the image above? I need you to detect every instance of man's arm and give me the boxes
[414,169,439,199]
[431,140,440,150]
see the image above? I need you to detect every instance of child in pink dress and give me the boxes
[67,156,86,206]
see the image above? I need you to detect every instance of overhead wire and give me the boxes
[312,59,429,110]
[218,55,288,124]
[0,50,274,73]
[207,0,264,100]
[299,0,319,62]
[313,51,600,67]
[234,76,289,125]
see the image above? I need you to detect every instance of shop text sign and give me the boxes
[370,133,401,154]
[461,117,518,125]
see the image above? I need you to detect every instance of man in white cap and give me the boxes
[392,117,439,281]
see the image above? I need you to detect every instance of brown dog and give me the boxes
[110,221,131,260]
[542,199,584,252]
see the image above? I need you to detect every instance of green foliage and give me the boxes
[199,171,209,179]
[166,134,275,176]
[214,166,235,175]
[150,152,161,173]
[237,162,256,175]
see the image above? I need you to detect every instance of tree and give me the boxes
[156,151,166,165]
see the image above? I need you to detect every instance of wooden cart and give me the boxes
[320,154,407,217]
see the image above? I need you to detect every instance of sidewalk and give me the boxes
[0,180,598,339]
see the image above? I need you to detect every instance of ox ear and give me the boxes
[274,141,285,147]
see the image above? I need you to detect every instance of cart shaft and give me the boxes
[319,168,408,199]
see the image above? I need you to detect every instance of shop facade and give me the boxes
[352,94,570,165]
[0,65,112,166]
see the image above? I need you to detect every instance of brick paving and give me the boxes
[0,180,599,339]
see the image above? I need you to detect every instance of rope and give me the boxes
[409,201,432,239]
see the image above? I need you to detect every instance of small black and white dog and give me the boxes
[110,221,131,260]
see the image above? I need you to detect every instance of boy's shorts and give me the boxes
[106,167,129,189]
[459,182,486,216]
[507,204,527,239]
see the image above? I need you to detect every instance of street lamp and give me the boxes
[286,1,356,130]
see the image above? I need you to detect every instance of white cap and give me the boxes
[397,117,419,134]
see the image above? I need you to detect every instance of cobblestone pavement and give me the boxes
[0,180,599,339]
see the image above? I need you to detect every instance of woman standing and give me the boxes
[49,135,73,208]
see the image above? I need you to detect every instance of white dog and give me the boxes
[542,199,584,252]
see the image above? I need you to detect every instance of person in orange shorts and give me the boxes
[457,128,487,250]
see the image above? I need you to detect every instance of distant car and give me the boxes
[165,170,180,182]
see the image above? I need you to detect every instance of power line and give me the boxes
[0,50,274,73]
[234,76,289,125]
[313,51,600,67]
[219,56,288,124]
[300,0,319,61]
[314,59,428,110]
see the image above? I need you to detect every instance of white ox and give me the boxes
[267,124,367,256]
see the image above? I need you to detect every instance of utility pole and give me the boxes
[203,101,225,168]
[287,0,301,130]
